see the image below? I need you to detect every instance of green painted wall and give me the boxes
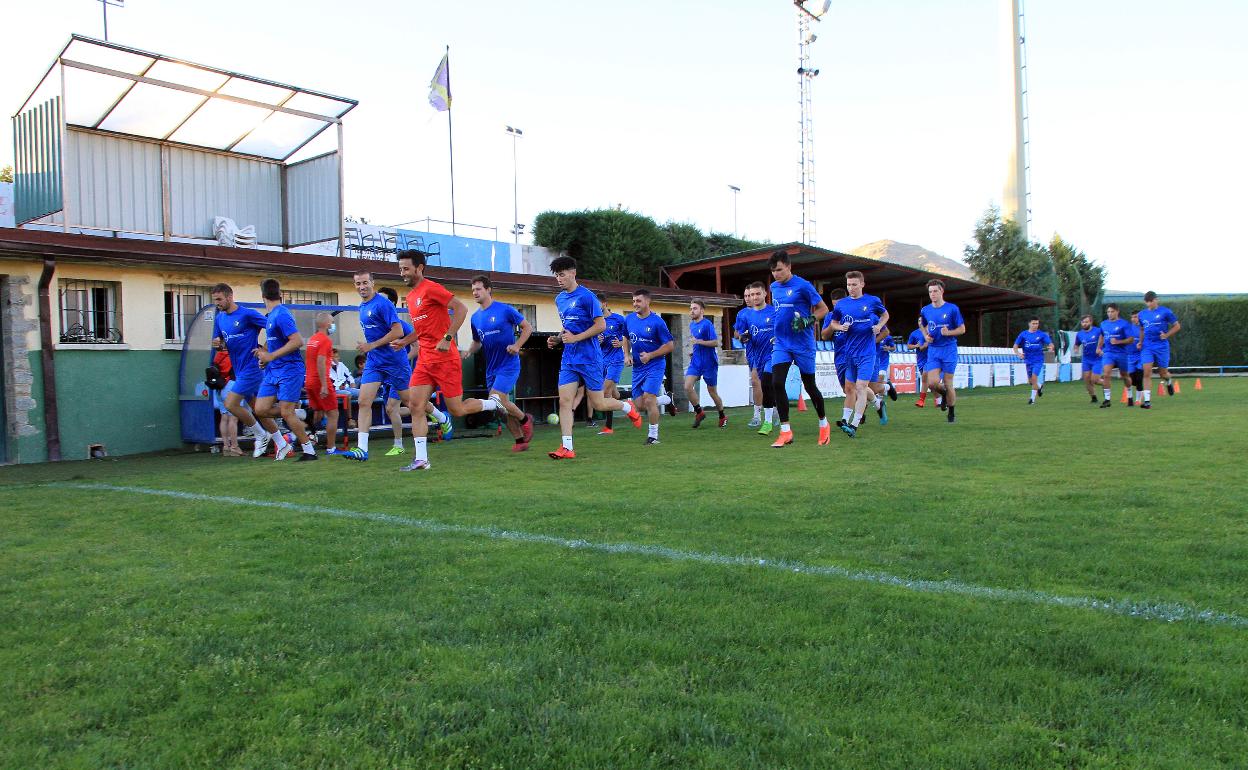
[9,352,47,465]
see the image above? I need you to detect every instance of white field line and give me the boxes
[48,482,1248,630]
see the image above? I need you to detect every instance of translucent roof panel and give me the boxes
[16,36,357,161]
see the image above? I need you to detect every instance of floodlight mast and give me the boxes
[793,1,826,245]
[99,0,124,42]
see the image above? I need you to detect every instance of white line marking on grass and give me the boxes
[49,482,1248,630]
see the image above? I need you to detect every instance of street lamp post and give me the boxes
[505,125,524,244]
[728,184,741,236]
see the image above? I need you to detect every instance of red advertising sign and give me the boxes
[889,363,917,393]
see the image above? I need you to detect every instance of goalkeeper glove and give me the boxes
[791,314,815,332]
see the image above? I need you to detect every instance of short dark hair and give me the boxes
[829,287,847,301]
[767,250,791,269]
[690,299,706,310]
[1143,290,1158,302]
[471,275,492,290]
[378,286,398,303]
[260,278,282,301]
[632,288,651,299]
[353,269,373,280]
[397,249,426,268]
[595,291,606,301]
[1029,316,1040,323]
[549,255,577,273]
[845,270,864,282]
[1105,302,1119,312]
[746,281,766,291]
[1081,314,1094,322]
[210,283,233,296]
[926,279,945,290]
[355,354,366,366]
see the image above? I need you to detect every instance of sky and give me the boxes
[4,0,1246,293]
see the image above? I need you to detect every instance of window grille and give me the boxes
[282,290,338,306]
[163,284,214,341]
[59,279,123,344]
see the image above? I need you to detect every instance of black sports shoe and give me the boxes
[1091,395,1098,403]
[835,419,846,428]
[1037,387,1044,398]
[1127,398,1134,407]
[645,436,661,445]
[296,451,319,462]
[1140,402,1152,410]
[946,408,956,423]
[939,399,947,411]
[1166,381,1174,396]
[1099,400,1112,409]
[887,383,898,401]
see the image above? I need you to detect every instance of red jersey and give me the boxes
[305,331,333,385]
[213,350,234,381]
[405,279,459,360]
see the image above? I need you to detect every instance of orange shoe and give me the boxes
[817,424,831,445]
[914,397,926,408]
[770,430,794,448]
[627,405,643,429]
[548,446,576,460]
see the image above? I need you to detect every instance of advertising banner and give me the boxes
[889,363,917,394]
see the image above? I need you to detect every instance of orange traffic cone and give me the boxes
[797,389,808,411]
[1120,387,1129,404]
[1173,380,1182,394]
[1195,378,1203,391]
[1157,381,1168,397]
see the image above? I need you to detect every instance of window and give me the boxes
[163,284,214,341]
[283,289,338,306]
[59,279,122,344]
[515,304,538,328]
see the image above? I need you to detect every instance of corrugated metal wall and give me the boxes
[65,130,163,234]
[13,98,63,224]
[286,152,340,246]
[169,148,281,243]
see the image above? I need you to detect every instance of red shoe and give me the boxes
[548,446,576,460]
[914,398,926,408]
[692,410,706,428]
[817,424,831,445]
[627,405,643,429]
[597,427,614,435]
[771,430,794,448]
[717,415,728,428]
[521,414,534,444]
[511,441,530,453]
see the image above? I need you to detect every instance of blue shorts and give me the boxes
[487,364,520,395]
[603,359,625,384]
[925,347,958,376]
[211,388,226,411]
[1140,344,1169,369]
[874,357,889,382]
[685,362,718,387]
[559,360,604,391]
[258,366,305,403]
[633,366,665,396]
[226,368,262,401]
[361,364,410,396]
[1101,351,1129,372]
[840,350,877,383]
[747,348,774,375]
[834,358,848,385]
[1082,358,1100,374]
[915,356,927,375]
[1025,361,1045,379]
[772,347,816,376]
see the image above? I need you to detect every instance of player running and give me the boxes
[1074,315,1103,403]
[545,255,643,459]
[209,283,284,458]
[767,250,832,447]
[685,299,726,428]
[464,275,535,450]
[622,289,676,445]
[908,317,931,407]
[920,279,966,423]
[870,326,898,417]
[595,293,628,435]
[1137,291,1181,409]
[393,250,507,470]
[251,279,318,461]
[378,286,453,450]
[1012,317,1055,404]
[1096,303,1136,409]
[823,270,889,438]
[733,282,778,433]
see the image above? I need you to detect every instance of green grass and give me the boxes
[2,380,1246,768]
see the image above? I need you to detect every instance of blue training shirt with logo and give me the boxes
[471,300,525,375]
[907,328,927,367]
[625,311,673,376]
[770,275,822,354]
[600,312,627,365]
[1075,328,1102,360]
[263,304,303,373]
[1100,319,1135,353]
[689,317,718,368]
[212,305,266,378]
[920,302,964,349]
[830,294,887,359]
[556,284,603,368]
[1138,307,1177,344]
[734,306,776,363]
[1013,330,1053,363]
[359,293,408,370]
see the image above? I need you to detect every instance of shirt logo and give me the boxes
[415,298,422,307]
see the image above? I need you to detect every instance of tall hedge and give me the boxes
[1114,298,1248,366]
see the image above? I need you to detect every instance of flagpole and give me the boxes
[445,45,456,237]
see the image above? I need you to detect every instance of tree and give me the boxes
[0,164,13,183]
[533,209,676,285]
[1049,234,1105,328]
[963,207,1059,342]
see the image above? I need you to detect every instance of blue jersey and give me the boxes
[359,293,408,370]
[770,275,822,354]
[212,305,266,378]
[876,333,893,368]
[471,301,525,375]
[625,311,673,375]
[822,314,846,353]
[921,302,964,349]
[1138,306,1177,344]
[1013,330,1052,363]
[555,284,604,368]
[830,294,887,359]
[1075,328,1103,360]
[733,306,776,362]
[1128,325,1143,368]
[689,317,718,369]
[907,328,927,367]
[599,312,627,364]
[263,304,302,373]
[1100,319,1135,351]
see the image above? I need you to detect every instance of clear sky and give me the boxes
[4,0,1245,293]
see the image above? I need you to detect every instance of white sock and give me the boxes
[818,417,828,428]
[562,435,574,451]
[842,407,853,422]
[617,402,634,415]
[415,436,428,461]
[753,405,762,419]
[656,394,672,406]
[271,431,289,449]
[358,433,369,453]
[393,437,404,448]
[1103,388,1112,400]
[428,406,446,423]
[1030,389,1037,401]
[765,407,775,422]
[780,422,791,433]
[852,403,867,426]
[301,441,315,454]
[1143,390,1151,403]
[648,423,659,439]
[480,397,500,411]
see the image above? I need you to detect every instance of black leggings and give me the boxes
[771,362,825,422]
[1131,370,1143,390]
[760,372,775,409]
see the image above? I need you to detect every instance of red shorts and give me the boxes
[410,355,463,398]
[306,384,339,412]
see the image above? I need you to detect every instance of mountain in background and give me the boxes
[849,239,974,280]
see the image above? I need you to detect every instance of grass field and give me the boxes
[2,380,1246,768]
